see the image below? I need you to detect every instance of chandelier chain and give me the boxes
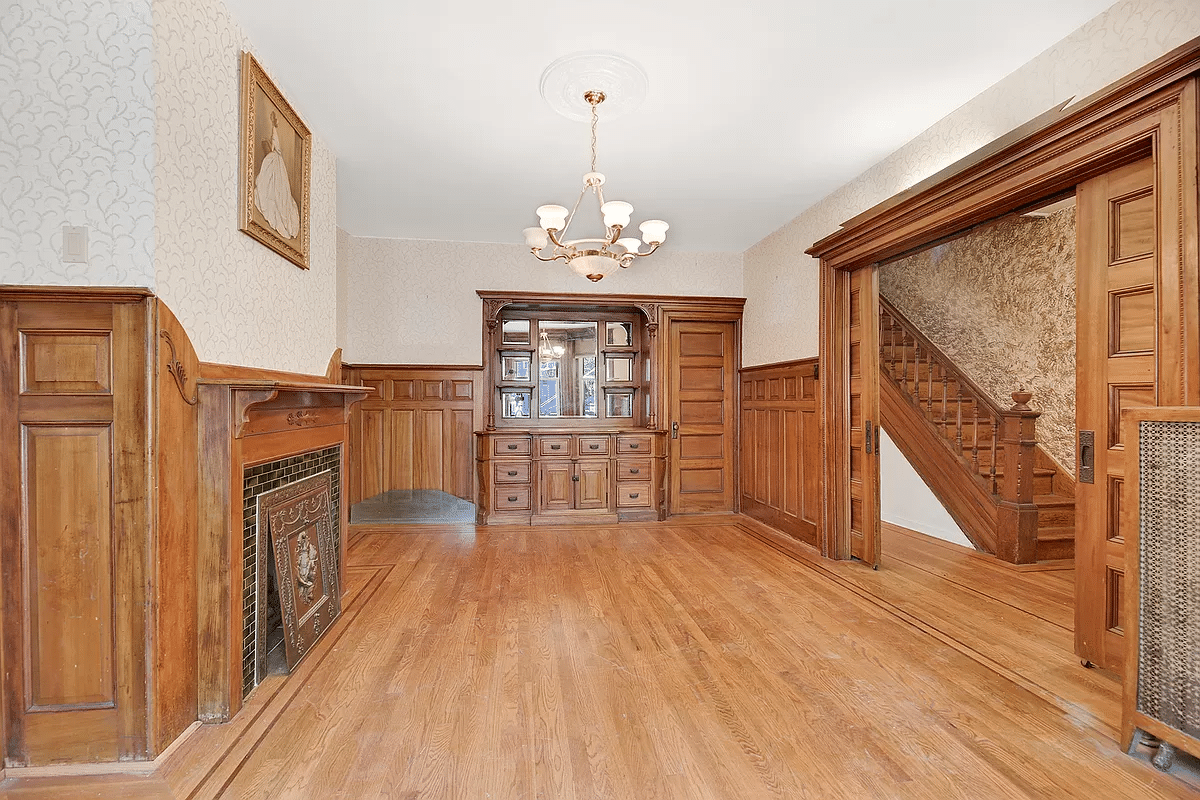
[590,101,599,174]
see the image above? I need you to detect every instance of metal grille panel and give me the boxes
[1136,420,1200,740]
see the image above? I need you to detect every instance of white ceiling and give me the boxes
[225,0,1117,252]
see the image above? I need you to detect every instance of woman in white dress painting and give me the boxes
[254,109,300,239]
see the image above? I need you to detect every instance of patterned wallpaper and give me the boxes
[0,0,156,286]
[153,0,338,375]
[742,0,1200,367]
[338,233,743,365]
[880,208,1077,474]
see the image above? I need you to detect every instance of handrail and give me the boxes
[879,296,1009,422]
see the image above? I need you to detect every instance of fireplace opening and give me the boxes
[263,549,287,677]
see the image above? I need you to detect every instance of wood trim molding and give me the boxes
[198,355,342,385]
[0,286,153,303]
[808,39,1200,269]
[739,357,818,373]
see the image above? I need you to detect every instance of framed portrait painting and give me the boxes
[239,51,311,269]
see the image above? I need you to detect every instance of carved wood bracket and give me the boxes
[160,330,199,405]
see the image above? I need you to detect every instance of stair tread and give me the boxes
[1033,493,1074,507]
[1036,526,1076,540]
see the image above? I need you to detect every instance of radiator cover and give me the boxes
[1135,419,1200,741]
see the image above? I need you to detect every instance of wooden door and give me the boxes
[847,267,881,566]
[1076,157,1163,672]
[575,461,609,510]
[668,319,738,513]
[538,462,573,512]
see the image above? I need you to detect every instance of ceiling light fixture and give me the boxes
[523,53,667,283]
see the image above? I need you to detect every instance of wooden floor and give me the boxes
[3,519,1197,799]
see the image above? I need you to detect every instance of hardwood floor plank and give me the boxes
[3,521,1196,799]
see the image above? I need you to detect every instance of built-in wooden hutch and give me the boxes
[476,291,668,524]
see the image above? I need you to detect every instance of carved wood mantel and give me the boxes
[196,379,371,722]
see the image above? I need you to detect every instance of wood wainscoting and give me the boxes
[0,288,203,765]
[739,359,822,547]
[342,365,483,505]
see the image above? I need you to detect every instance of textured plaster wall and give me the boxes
[742,0,1200,367]
[338,234,743,365]
[880,208,1077,474]
[1,0,157,286]
[153,0,338,374]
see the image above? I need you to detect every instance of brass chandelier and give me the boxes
[522,89,668,282]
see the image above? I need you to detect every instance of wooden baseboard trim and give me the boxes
[3,721,203,778]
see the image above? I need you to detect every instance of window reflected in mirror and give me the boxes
[501,389,531,418]
[501,353,531,382]
[538,321,598,418]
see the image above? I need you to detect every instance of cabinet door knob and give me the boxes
[507,470,518,476]
[572,475,580,481]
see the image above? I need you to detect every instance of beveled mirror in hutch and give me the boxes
[481,294,657,430]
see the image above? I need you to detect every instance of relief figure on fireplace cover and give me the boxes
[295,529,319,605]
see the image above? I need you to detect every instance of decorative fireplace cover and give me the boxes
[256,471,341,672]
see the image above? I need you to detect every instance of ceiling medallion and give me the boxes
[523,52,667,283]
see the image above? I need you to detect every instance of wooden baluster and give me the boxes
[990,417,1000,495]
[971,401,980,473]
[900,332,908,393]
[941,374,949,437]
[926,351,934,416]
[910,341,919,397]
[889,316,896,379]
[955,387,963,452]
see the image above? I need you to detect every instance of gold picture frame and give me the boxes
[239,51,311,269]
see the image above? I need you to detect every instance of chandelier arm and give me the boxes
[529,248,571,263]
[544,227,567,249]
[563,183,590,236]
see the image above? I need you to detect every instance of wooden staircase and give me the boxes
[879,297,1074,564]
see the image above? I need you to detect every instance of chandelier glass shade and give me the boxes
[523,90,667,282]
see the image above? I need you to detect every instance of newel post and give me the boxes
[997,390,1041,563]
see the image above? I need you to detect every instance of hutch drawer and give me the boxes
[493,436,531,456]
[493,461,532,484]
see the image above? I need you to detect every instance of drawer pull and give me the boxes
[629,493,640,499]
[507,444,518,450]
[507,495,518,502]
[629,468,640,474]
[589,444,600,450]
[507,470,518,476]
[550,444,562,450]
[628,443,639,449]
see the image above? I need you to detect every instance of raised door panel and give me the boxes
[23,425,114,709]
[538,462,573,512]
[414,410,443,489]
[21,332,111,394]
[1076,157,1158,673]
[358,409,386,500]
[449,409,475,500]
[669,320,737,513]
[575,461,609,510]
[389,410,414,492]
